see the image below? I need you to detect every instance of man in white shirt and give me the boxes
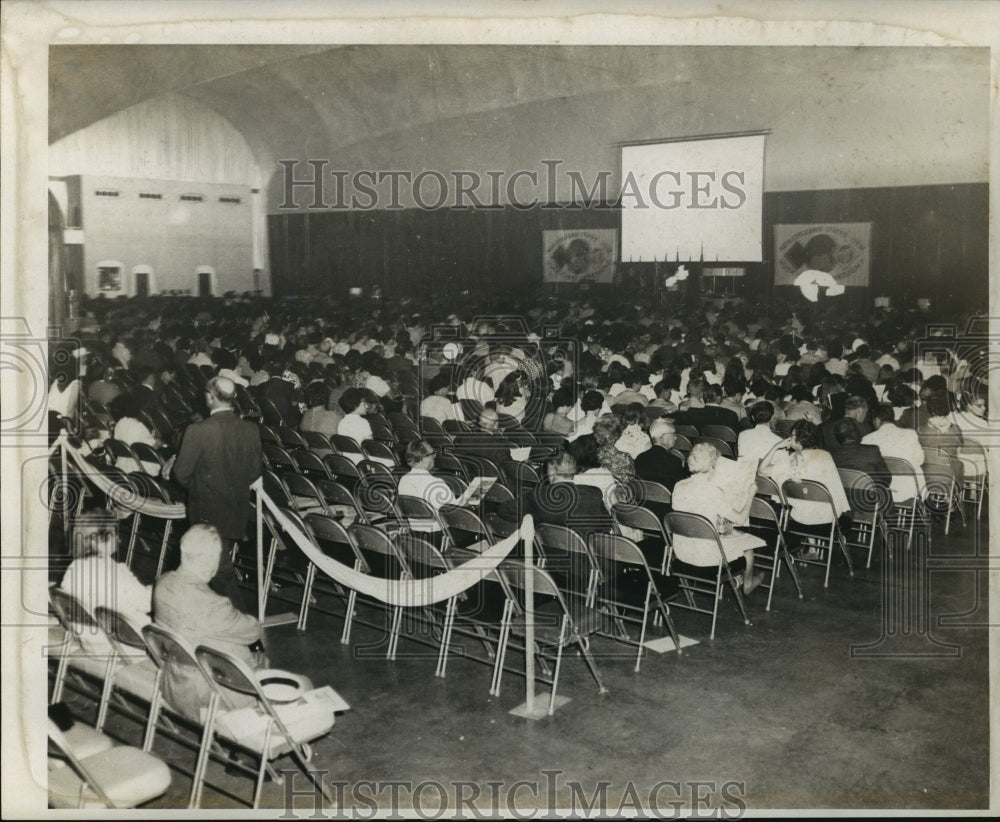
[862,403,926,502]
[419,373,462,424]
[396,440,459,533]
[738,401,782,464]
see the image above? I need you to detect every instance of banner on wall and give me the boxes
[774,222,872,287]
[543,229,617,283]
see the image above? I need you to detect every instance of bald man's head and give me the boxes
[649,419,677,448]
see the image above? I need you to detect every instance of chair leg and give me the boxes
[340,589,358,645]
[725,565,751,627]
[252,726,273,809]
[490,602,513,697]
[95,657,117,731]
[297,564,317,632]
[189,695,219,809]
[436,599,456,678]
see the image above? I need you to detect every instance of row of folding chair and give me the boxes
[49,586,334,809]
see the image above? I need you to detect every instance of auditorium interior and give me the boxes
[24,42,996,814]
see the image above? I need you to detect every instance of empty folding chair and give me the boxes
[280,471,329,516]
[291,448,333,480]
[299,429,334,457]
[193,645,336,809]
[348,523,412,660]
[49,587,112,706]
[323,453,362,488]
[369,420,397,445]
[663,511,753,640]
[330,434,364,460]
[276,425,308,451]
[399,533,515,679]
[304,513,370,638]
[533,523,600,606]
[922,452,965,534]
[674,424,699,440]
[438,504,493,552]
[315,478,367,526]
[589,532,682,671]
[362,439,399,466]
[262,443,296,473]
[130,442,167,476]
[48,719,171,809]
[493,561,607,715]
[257,424,279,446]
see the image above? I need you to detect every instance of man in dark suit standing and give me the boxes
[635,419,690,493]
[171,375,263,611]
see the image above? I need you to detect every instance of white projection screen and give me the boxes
[620,133,767,263]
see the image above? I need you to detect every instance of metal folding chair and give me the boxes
[47,719,171,809]
[493,561,607,715]
[589,532,682,671]
[781,479,854,587]
[663,511,752,640]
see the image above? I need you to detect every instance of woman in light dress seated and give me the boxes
[670,442,765,594]
[60,510,152,655]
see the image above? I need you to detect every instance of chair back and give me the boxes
[692,436,734,458]
[781,478,836,508]
[263,443,296,472]
[589,532,646,567]
[499,460,541,492]
[330,434,363,455]
[193,644,258,698]
[623,478,672,508]
[93,606,149,658]
[282,471,328,514]
[674,424,699,439]
[299,430,334,456]
[368,421,397,445]
[262,469,292,509]
[396,494,441,525]
[305,512,369,571]
[323,453,361,484]
[362,440,399,465]
[141,623,200,671]
[277,425,308,450]
[672,434,693,453]
[419,416,448,437]
[131,442,166,471]
[292,448,332,479]
[755,474,783,499]
[349,523,411,578]
[748,495,782,526]
[702,425,738,445]
[611,502,665,537]
[314,479,365,521]
[837,468,890,516]
[49,587,99,636]
[438,504,491,551]
[258,424,279,445]
[664,510,720,541]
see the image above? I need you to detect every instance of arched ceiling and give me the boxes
[50,44,989,196]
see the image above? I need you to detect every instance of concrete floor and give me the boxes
[79,509,991,814]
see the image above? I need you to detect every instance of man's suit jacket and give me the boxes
[679,404,741,433]
[152,567,260,721]
[172,410,263,540]
[820,418,874,451]
[634,445,690,492]
[499,481,613,541]
[830,442,890,488]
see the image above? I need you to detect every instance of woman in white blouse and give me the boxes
[60,511,152,655]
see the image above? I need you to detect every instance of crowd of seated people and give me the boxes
[48,288,990,624]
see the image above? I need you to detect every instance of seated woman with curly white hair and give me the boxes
[670,442,766,595]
